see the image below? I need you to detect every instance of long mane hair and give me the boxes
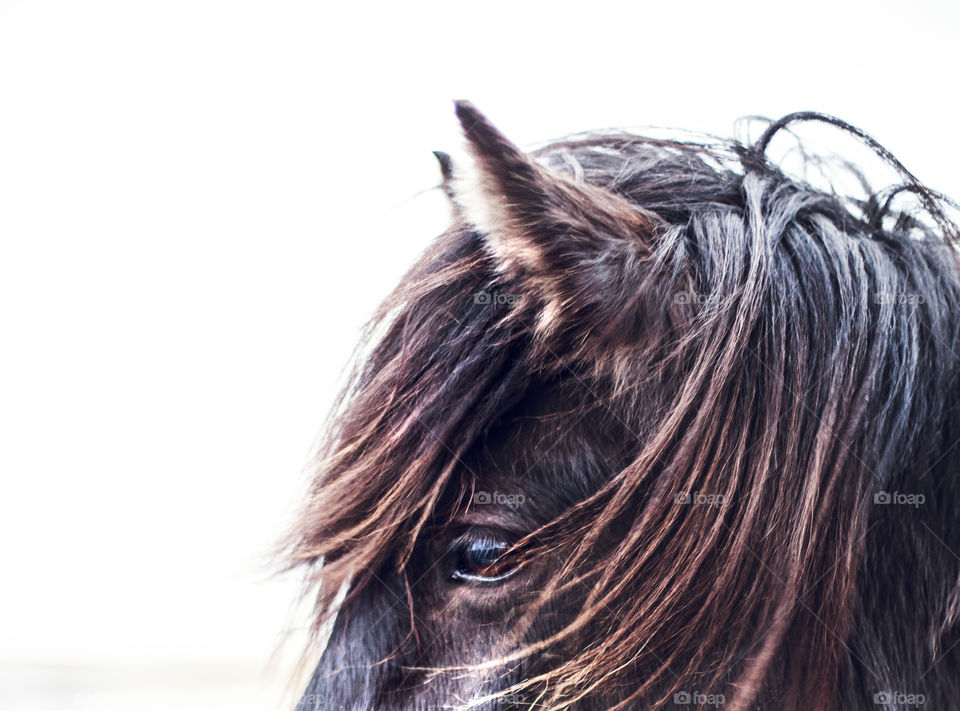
[283,104,960,710]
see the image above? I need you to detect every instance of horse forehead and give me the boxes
[466,379,635,510]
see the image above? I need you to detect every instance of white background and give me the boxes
[1,1,958,709]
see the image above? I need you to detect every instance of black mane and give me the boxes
[286,106,960,710]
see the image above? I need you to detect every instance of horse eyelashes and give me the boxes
[449,533,522,583]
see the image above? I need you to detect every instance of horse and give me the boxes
[282,101,960,710]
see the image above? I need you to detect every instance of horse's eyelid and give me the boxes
[451,566,521,584]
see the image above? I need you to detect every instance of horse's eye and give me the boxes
[450,534,522,584]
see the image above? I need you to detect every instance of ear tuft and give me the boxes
[452,101,551,257]
[431,150,455,199]
[453,100,542,195]
[450,101,662,351]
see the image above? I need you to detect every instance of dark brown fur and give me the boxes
[284,103,960,710]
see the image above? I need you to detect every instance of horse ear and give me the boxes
[431,150,456,200]
[452,101,660,342]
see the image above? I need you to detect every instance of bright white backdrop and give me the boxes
[1,1,958,709]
